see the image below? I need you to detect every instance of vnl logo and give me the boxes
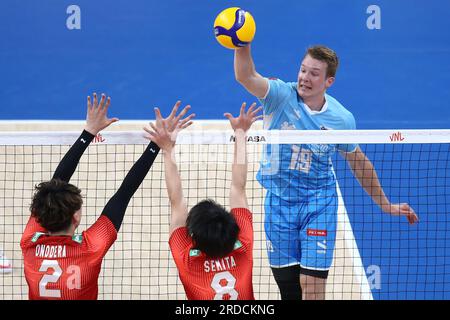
[92,133,105,144]
[389,131,405,142]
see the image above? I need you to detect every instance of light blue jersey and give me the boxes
[257,78,358,271]
[257,78,357,201]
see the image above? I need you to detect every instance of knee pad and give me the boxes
[271,265,302,300]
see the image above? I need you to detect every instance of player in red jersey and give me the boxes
[144,102,262,300]
[20,94,194,300]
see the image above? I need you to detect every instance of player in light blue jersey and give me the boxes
[234,44,419,300]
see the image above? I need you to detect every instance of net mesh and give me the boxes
[0,129,449,300]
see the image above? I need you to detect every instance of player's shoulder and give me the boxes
[85,215,117,234]
[169,226,189,242]
[267,78,296,91]
[231,207,252,218]
[326,93,349,111]
[231,208,253,228]
[169,226,192,252]
[326,94,356,125]
[83,215,117,247]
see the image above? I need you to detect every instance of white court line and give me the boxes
[335,179,373,300]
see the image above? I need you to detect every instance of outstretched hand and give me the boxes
[384,203,419,225]
[224,102,263,132]
[143,100,195,150]
[85,93,119,135]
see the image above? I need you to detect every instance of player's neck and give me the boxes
[48,227,75,237]
[303,95,326,112]
[297,89,326,111]
[48,232,73,237]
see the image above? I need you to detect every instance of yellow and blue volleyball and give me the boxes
[213,7,256,49]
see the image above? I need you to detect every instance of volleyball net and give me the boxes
[0,127,449,300]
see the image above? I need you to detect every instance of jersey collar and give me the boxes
[296,91,329,115]
[31,232,83,244]
[189,240,243,257]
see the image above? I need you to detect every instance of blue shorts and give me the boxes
[264,188,338,272]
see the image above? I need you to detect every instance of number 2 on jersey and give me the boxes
[39,259,62,298]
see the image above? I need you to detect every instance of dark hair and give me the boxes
[186,199,239,258]
[30,178,83,232]
[305,45,339,78]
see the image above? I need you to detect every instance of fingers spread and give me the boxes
[154,107,163,121]
[253,115,264,122]
[104,96,111,109]
[252,106,263,116]
[143,126,155,135]
[149,122,158,132]
[179,113,195,126]
[174,105,191,122]
[179,120,194,130]
[168,101,181,120]
[169,105,190,131]
[247,102,257,114]
[93,93,98,108]
[240,102,246,116]
[98,94,106,109]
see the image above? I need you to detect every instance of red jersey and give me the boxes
[169,208,254,300]
[20,215,117,300]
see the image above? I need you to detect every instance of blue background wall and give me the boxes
[1,0,449,300]
[1,0,449,128]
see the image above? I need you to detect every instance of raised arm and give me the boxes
[234,45,269,98]
[224,102,263,209]
[143,101,195,235]
[100,140,160,231]
[52,93,118,182]
[342,147,419,225]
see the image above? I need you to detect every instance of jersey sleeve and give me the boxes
[337,112,358,153]
[83,215,118,264]
[231,208,253,249]
[259,78,292,114]
[168,227,192,271]
[20,216,46,249]
[52,130,95,182]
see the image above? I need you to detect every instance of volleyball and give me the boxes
[213,7,256,49]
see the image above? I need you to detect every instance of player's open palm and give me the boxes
[85,93,119,135]
[144,101,195,150]
[386,203,419,225]
[163,101,195,133]
[224,102,263,133]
